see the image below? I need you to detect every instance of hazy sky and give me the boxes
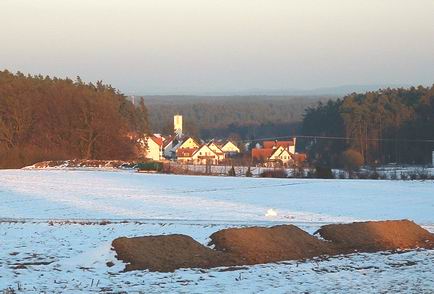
[1,0,434,94]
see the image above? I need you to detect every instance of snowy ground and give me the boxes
[1,169,434,293]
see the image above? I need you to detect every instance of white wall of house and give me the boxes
[208,142,225,162]
[191,145,218,165]
[145,138,162,161]
[221,141,240,153]
[269,146,293,166]
[179,137,200,149]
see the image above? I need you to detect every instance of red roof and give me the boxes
[263,140,294,149]
[207,142,224,155]
[252,148,275,160]
[176,147,197,157]
[163,136,175,148]
[150,136,163,147]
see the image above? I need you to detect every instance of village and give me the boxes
[142,115,307,168]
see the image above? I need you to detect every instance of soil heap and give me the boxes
[316,219,434,252]
[112,220,434,272]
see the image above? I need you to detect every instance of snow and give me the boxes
[0,169,434,292]
[2,169,434,223]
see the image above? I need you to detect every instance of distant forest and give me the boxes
[142,95,329,140]
[0,70,148,168]
[302,85,434,166]
[2,69,432,168]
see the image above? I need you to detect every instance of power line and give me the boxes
[240,135,434,144]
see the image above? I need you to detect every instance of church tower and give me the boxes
[174,114,183,138]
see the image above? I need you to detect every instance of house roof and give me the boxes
[252,148,275,160]
[163,136,175,148]
[263,140,294,149]
[207,142,224,155]
[221,140,240,152]
[252,145,293,160]
[149,136,163,147]
[179,137,200,148]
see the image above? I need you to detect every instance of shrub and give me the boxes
[390,169,398,180]
[306,168,316,178]
[291,166,305,178]
[260,168,287,178]
[356,171,369,179]
[136,161,163,172]
[228,165,236,176]
[401,172,409,180]
[315,166,334,179]
[378,173,388,180]
[245,166,253,177]
[341,149,364,175]
[369,170,380,180]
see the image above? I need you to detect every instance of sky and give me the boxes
[1,0,434,94]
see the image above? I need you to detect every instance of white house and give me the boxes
[143,135,163,161]
[268,146,293,166]
[176,144,220,165]
[191,144,219,165]
[178,137,200,149]
[221,141,240,155]
[207,142,225,162]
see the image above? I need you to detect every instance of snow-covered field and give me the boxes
[1,169,434,293]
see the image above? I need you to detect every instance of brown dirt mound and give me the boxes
[209,225,334,264]
[112,221,434,272]
[316,220,434,252]
[30,159,133,169]
[112,234,237,272]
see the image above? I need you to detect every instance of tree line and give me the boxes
[0,70,148,168]
[301,85,434,167]
[142,95,328,140]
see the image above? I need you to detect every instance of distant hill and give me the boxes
[131,84,412,97]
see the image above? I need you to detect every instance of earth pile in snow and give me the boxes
[209,225,334,264]
[112,234,236,272]
[27,159,134,169]
[316,219,434,252]
[112,220,434,272]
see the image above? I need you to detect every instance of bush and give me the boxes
[290,166,305,178]
[136,161,163,172]
[341,149,364,174]
[306,168,316,178]
[315,166,334,179]
[260,168,287,178]
[378,173,388,180]
[401,172,409,180]
[356,171,369,179]
[245,166,252,177]
[369,170,380,180]
[228,166,236,176]
[390,169,398,180]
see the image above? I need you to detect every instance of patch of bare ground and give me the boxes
[112,220,434,272]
